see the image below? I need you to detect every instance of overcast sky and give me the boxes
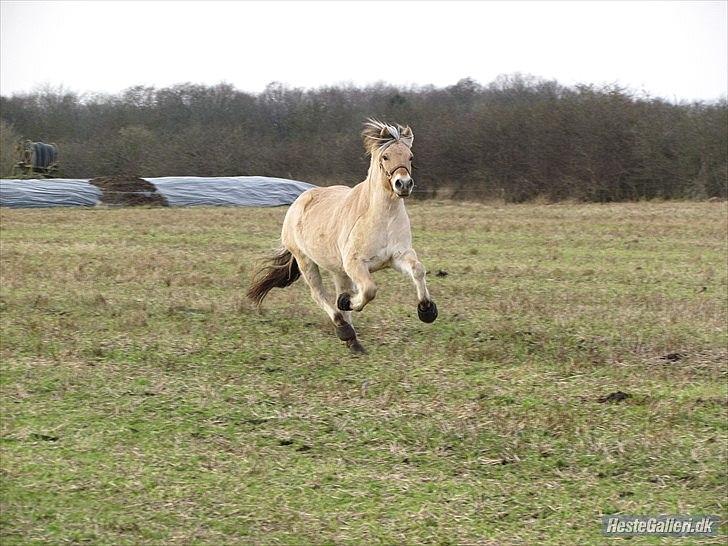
[1,0,726,101]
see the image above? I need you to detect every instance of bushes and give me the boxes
[0,120,21,177]
[1,76,725,201]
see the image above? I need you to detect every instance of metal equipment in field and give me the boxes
[14,140,59,177]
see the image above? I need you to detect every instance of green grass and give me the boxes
[1,201,726,545]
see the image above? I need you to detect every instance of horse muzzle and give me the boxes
[393,177,414,197]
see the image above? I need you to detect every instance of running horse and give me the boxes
[247,119,438,352]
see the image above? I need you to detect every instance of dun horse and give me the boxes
[247,119,438,352]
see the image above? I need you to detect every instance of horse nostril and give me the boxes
[394,180,402,190]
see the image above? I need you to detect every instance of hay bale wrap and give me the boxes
[0,179,101,208]
[1,176,314,208]
[147,176,315,206]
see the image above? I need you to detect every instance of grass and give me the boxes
[0,200,726,545]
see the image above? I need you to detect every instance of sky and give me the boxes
[1,0,726,101]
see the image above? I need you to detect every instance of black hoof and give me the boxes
[337,293,352,311]
[335,322,356,341]
[417,300,438,323]
[347,339,366,354]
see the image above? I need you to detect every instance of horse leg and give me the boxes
[332,273,355,325]
[392,249,438,323]
[332,272,364,353]
[339,259,377,313]
[296,254,365,353]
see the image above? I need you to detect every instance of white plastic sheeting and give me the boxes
[0,176,315,208]
[0,179,102,208]
[146,177,315,207]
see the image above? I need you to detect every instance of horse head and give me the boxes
[362,119,415,198]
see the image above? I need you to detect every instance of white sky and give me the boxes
[1,0,726,101]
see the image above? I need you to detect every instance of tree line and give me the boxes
[1,75,726,201]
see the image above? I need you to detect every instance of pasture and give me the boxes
[1,201,726,544]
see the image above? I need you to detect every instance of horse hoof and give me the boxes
[347,339,366,354]
[337,293,352,311]
[335,323,356,341]
[417,300,438,323]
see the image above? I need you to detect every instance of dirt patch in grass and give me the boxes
[89,175,168,207]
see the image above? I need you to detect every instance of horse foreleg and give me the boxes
[392,249,438,323]
[339,259,377,313]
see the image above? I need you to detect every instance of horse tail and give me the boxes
[246,248,301,306]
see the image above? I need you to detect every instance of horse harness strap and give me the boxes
[380,162,411,179]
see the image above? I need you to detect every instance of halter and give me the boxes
[380,162,411,180]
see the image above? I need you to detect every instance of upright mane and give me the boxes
[361,118,414,155]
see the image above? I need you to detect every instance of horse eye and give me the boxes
[409,156,414,161]
[382,155,389,161]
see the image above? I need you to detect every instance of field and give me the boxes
[1,201,726,545]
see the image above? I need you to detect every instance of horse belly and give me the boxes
[283,189,346,271]
[301,240,342,271]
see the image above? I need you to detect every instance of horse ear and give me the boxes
[402,125,414,146]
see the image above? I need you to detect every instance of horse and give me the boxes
[247,119,438,353]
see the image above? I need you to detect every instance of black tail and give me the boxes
[247,248,300,306]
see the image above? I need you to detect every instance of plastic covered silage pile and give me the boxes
[0,176,315,208]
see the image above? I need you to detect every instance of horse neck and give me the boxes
[361,158,405,219]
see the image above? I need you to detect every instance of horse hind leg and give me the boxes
[295,254,365,353]
[333,273,354,325]
[332,273,365,353]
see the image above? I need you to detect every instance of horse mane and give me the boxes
[362,118,414,155]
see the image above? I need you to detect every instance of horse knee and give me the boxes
[362,283,377,303]
[412,261,426,280]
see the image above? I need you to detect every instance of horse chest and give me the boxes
[360,220,410,271]
[365,247,395,272]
